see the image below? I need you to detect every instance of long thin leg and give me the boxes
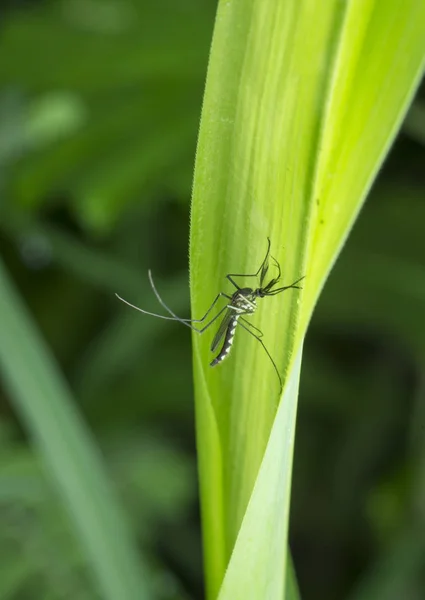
[226,238,271,289]
[116,270,232,331]
[239,317,264,338]
[148,270,232,323]
[115,291,229,324]
[238,320,283,392]
[117,293,232,335]
[226,272,258,289]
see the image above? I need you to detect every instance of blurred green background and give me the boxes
[0,1,425,599]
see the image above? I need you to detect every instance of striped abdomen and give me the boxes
[210,315,239,367]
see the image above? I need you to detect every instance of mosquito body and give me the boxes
[209,289,256,366]
[116,239,304,391]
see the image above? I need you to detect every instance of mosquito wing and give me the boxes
[210,308,234,353]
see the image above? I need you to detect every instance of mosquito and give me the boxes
[116,238,304,391]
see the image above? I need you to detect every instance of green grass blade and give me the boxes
[217,349,302,600]
[303,1,425,323]
[190,0,425,598]
[0,258,150,600]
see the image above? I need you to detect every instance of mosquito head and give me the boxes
[256,275,280,297]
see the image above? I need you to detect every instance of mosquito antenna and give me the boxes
[267,275,305,295]
[270,255,281,280]
[259,237,271,285]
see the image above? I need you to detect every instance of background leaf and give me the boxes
[0,258,151,600]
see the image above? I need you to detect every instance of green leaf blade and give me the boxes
[190,0,425,598]
[0,259,150,600]
[217,349,302,600]
[306,1,425,319]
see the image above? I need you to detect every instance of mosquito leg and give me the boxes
[116,291,233,335]
[191,305,230,334]
[116,271,232,330]
[149,270,250,335]
[238,320,283,392]
[115,290,230,324]
[148,271,232,323]
[239,318,264,338]
[190,304,246,334]
[226,273,258,289]
[226,238,272,289]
